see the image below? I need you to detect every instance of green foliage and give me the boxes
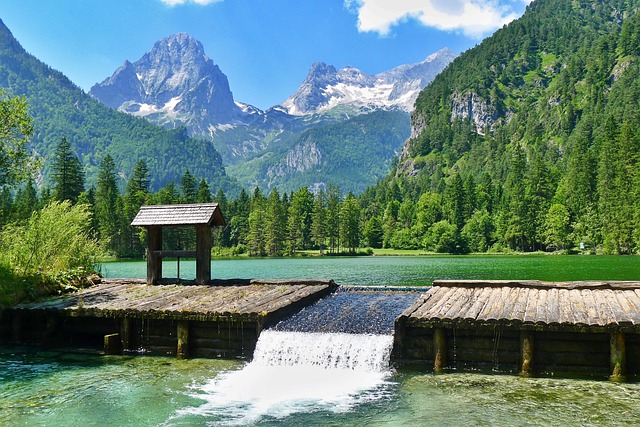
[51,137,84,203]
[0,89,35,187]
[0,200,99,304]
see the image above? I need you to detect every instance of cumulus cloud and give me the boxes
[347,0,523,38]
[160,0,221,6]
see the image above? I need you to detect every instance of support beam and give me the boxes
[177,320,190,359]
[520,331,534,377]
[120,317,132,352]
[610,331,626,382]
[147,226,162,285]
[195,225,211,285]
[434,328,447,373]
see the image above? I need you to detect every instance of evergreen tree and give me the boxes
[180,170,197,204]
[326,184,342,253]
[51,137,84,204]
[340,192,360,254]
[11,179,38,222]
[196,179,212,203]
[95,154,124,255]
[265,189,286,256]
[311,190,327,253]
[287,187,314,254]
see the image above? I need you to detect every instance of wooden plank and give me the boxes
[521,288,539,324]
[546,288,561,325]
[533,287,548,325]
[441,287,477,320]
[495,286,517,321]
[476,286,506,322]
[557,288,576,326]
[580,289,600,326]
[616,290,640,324]
[603,289,632,325]
[462,287,494,321]
[509,287,529,322]
[567,289,588,325]
[411,287,453,319]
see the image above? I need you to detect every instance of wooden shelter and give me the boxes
[395,280,640,380]
[131,203,225,285]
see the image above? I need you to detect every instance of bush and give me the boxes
[0,201,100,305]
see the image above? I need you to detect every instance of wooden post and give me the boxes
[434,328,447,373]
[120,317,131,352]
[177,320,189,359]
[610,331,626,381]
[147,226,162,285]
[520,331,534,377]
[195,225,211,285]
[104,333,122,355]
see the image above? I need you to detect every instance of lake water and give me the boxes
[99,254,640,285]
[3,255,640,426]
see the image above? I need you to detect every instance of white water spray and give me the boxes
[174,330,395,425]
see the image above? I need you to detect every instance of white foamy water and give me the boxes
[171,330,395,425]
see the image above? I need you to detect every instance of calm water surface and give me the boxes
[3,255,640,425]
[100,254,640,285]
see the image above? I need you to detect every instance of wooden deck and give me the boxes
[14,278,336,323]
[5,278,337,358]
[394,280,640,379]
[400,280,640,332]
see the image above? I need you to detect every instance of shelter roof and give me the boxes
[401,280,640,330]
[131,203,225,227]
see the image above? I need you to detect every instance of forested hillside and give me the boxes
[0,19,236,193]
[229,110,410,193]
[363,0,640,254]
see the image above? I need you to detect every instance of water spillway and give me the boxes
[173,286,423,424]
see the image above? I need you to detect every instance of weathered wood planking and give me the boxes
[13,279,337,322]
[403,280,640,331]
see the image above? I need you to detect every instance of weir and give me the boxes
[170,287,422,424]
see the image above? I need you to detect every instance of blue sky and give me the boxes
[0,0,530,110]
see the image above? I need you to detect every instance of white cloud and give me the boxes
[160,0,221,6]
[347,0,522,38]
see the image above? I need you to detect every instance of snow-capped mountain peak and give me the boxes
[279,48,456,115]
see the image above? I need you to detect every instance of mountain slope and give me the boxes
[0,20,235,192]
[366,0,640,253]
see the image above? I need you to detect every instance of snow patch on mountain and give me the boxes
[279,48,457,116]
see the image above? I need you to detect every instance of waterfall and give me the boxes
[172,288,421,425]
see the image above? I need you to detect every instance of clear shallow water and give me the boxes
[100,254,640,285]
[4,255,640,425]
[3,347,640,426]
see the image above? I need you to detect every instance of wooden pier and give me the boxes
[394,280,640,380]
[2,278,336,358]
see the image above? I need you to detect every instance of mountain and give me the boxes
[90,33,453,193]
[362,0,640,254]
[90,33,242,136]
[0,20,236,192]
[279,48,456,115]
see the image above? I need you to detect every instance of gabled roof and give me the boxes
[131,203,225,227]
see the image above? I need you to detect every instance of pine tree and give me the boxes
[51,137,84,204]
[311,190,327,253]
[326,184,342,253]
[95,154,124,255]
[196,179,212,203]
[340,192,360,254]
[180,170,197,204]
[265,189,286,256]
